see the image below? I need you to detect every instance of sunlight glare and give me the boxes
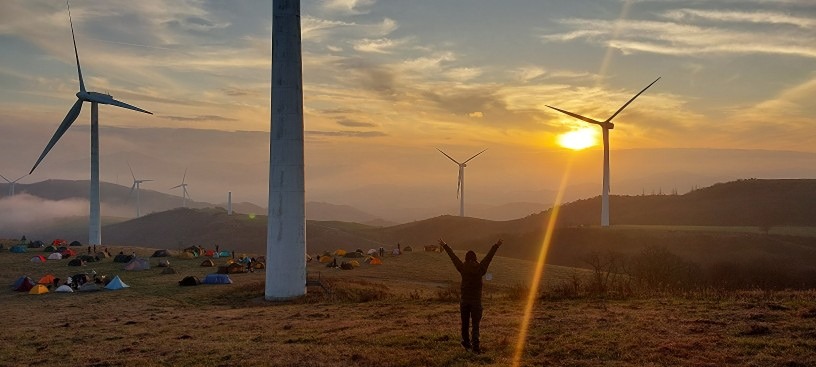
[557,128,597,150]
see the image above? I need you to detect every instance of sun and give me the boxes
[557,127,597,150]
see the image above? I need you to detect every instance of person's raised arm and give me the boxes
[439,239,463,272]
[479,239,502,274]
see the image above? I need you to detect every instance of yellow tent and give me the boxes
[319,256,334,264]
[349,260,360,268]
[333,249,347,256]
[29,284,49,295]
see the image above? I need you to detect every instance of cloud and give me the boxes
[302,16,397,42]
[320,0,378,15]
[306,130,387,138]
[468,112,484,118]
[160,115,239,122]
[337,119,377,128]
[0,194,133,234]
[352,38,405,54]
[541,10,816,59]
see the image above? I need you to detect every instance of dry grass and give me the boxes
[1,246,815,366]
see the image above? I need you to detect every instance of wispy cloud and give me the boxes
[306,130,387,138]
[320,0,378,15]
[662,9,816,28]
[160,115,238,122]
[337,119,377,128]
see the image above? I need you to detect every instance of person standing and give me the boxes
[439,239,502,354]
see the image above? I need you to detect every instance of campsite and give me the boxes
[2,241,816,367]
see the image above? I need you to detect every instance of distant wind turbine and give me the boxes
[437,148,488,217]
[0,174,27,196]
[127,163,152,218]
[546,77,660,227]
[29,2,152,245]
[170,169,191,208]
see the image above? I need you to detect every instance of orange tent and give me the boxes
[38,274,56,285]
[370,257,382,265]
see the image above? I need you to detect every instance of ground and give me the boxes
[1,245,815,366]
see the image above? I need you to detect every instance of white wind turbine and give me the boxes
[170,169,191,208]
[437,148,488,217]
[127,163,152,218]
[0,174,27,196]
[29,2,152,245]
[546,77,660,227]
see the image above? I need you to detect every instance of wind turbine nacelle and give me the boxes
[602,122,615,130]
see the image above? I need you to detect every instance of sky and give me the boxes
[1,0,815,221]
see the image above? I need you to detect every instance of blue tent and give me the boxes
[219,251,231,258]
[104,275,130,290]
[10,245,27,253]
[202,274,233,285]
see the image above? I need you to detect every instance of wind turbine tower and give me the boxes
[437,148,487,217]
[1,174,27,196]
[128,163,152,218]
[170,169,190,208]
[266,0,306,300]
[546,77,659,227]
[228,191,233,215]
[29,2,152,245]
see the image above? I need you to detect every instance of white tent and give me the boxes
[48,252,63,260]
[55,285,74,293]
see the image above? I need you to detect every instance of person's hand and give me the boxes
[438,239,447,247]
[494,239,503,248]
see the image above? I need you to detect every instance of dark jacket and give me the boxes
[443,243,499,305]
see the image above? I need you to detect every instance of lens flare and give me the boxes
[512,156,575,366]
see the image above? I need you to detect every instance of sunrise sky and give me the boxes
[0,0,814,220]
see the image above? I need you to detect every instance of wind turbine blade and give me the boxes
[456,170,462,199]
[0,174,9,183]
[605,77,660,123]
[126,183,136,202]
[67,1,85,93]
[128,162,136,181]
[463,148,488,164]
[91,96,152,115]
[546,105,604,126]
[141,179,153,182]
[30,99,83,174]
[182,168,187,184]
[184,187,191,201]
[436,148,461,164]
[13,175,27,183]
[170,184,183,189]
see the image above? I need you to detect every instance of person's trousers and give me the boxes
[460,302,483,347]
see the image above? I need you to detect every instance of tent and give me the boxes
[218,263,245,274]
[78,255,97,263]
[31,240,45,248]
[72,273,91,285]
[69,240,82,247]
[319,256,334,264]
[161,267,178,274]
[204,250,215,257]
[55,285,74,293]
[179,251,195,259]
[333,249,347,256]
[182,246,200,256]
[47,252,63,260]
[370,257,383,265]
[51,239,67,247]
[96,251,109,258]
[252,262,265,270]
[403,246,413,252]
[151,249,170,257]
[123,258,150,271]
[113,254,133,263]
[344,251,364,258]
[78,283,101,292]
[38,274,56,285]
[178,276,200,286]
[60,248,76,258]
[29,284,49,295]
[13,276,35,292]
[200,259,216,267]
[67,258,85,267]
[104,275,129,290]
[367,249,378,255]
[30,255,47,263]
[10,245,27,253]
[349,260,361,268]
[340,262,354,270]
[202,274,232,284]
[157,259,171,267]
[219,251,231,257]
[44,245,59,252]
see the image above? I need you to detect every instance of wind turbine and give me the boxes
[127,163,152,218]
[170,169,191,208]
[546,77,660,227]
[436,148,488,217]
[29,2,152,245]
[0,174,27,196]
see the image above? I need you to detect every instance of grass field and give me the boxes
[2,244,816,366]
[611,224,816,237]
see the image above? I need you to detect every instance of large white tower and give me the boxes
[266,0,306,300]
